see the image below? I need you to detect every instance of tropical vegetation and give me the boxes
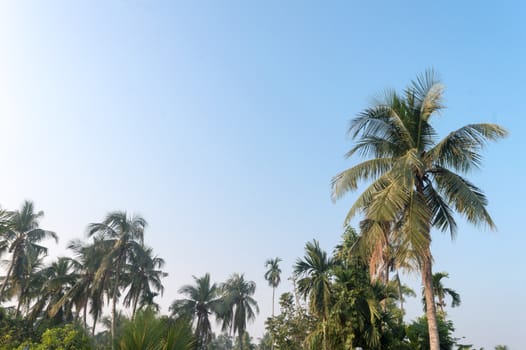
[0,71,508,349]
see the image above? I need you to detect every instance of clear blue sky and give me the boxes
[0,1,524,348]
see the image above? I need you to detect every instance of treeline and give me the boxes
[0,200,261,350]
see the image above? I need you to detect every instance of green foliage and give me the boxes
[207,333,233,350]
[16,324,92,350]
[265,292,316,350]
[117,308,195,350]
[406,316,456,350]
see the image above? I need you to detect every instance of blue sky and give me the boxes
[0,1,524,348]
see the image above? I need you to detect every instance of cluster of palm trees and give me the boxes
[0,201,167,349]
[170,273,259,350]
[331,70,507,350]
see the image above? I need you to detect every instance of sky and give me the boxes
[0,1,524,348]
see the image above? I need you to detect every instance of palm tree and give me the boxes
[52,237,113,334]
[123,245,167,318]
[30,257,78,322]
[220,273,259,350]
[0,200,57,302]
[294,240,334,350]
[331,70,507,350]
[422,272,460,315]
[88,211,147,349]
[169,273,221,350]
[264,257,282,317]
[11,248,46,317]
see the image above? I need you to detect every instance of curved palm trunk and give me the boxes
[0,255,15,300]
[92,313,98,336]
[422,251,440,350]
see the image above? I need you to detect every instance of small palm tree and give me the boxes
[220,273,259,350]
[264,257,282,317]
[294,240,334,350]
[0,200,57,302]
[170,273,221,350]
[422,272,460,315]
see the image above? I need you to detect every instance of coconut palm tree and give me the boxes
[264,257,282,317]
[123,245,167,318]
[220,273,259,350]
[53,238,113,333]
[422,272,461,315]
[170,273,221,350]
[30,257,78,322]
[88,211,147,349]
[11,248,46,317]
[0,200,57,302]
[331,70,507,350]
[294,240,335,350]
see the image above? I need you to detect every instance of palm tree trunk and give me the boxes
[271,286,275,317]
[111,263,122,350]
[83,298,88,330]
[239,331,243,350]
[15,292,23,317]
[322,318,327,350]
[92,313,98,336]
[271,286,276,350]
[0,255,15,300]
[396,271,404,324]
[132,293,139,319]
[422,251,440,350]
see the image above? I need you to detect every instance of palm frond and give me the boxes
[431,167,495,229]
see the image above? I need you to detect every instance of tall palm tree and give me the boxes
[264,257,282,317]
[422,272,460,315]
[220,273,259,350]
[88,211,147,348]
[294,240,334,350]
[331,70,507,350]
[170,273,221,350]
[123,245,167,318]
[0,200,57,302]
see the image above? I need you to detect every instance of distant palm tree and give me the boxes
[264,257,282,317]
[0,200,57,302]
[422,272,460,315]
[11,248,45,317]
[55,237,113,334]
[331,70,507,350]
[30,257,78,321]
[170,273,221,350]
[294,240,334,350]
[123,245,167,318]
[88,211,147,349]
[220,273,259,350]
